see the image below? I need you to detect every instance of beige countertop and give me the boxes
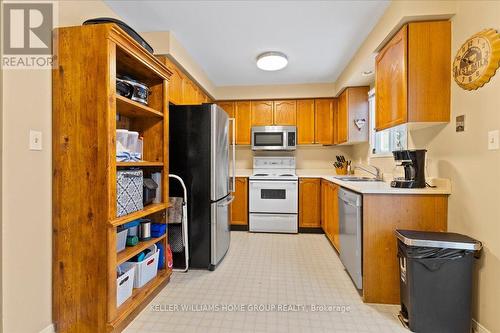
[235,169,451,195]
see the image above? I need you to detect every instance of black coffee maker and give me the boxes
[391,150,427,188]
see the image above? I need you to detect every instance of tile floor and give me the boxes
[125,231,407,333]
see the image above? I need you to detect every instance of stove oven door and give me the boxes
[249,180,298,214]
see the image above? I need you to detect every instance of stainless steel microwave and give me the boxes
[251,126,296,151]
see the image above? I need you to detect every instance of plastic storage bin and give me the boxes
[121,245,159,288]
[151,223,167,238]
[116,265,135,307]
[116,228,128,252]
[123,220,140,237]
[126,131,139,153]
[117,169,143,217]
[116,129,129,151]
[396,230,482,333]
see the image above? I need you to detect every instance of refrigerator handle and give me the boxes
[229,118,236,193]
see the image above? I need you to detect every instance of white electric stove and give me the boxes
[249,157,298,233]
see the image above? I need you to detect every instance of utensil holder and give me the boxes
[335,165,348,175]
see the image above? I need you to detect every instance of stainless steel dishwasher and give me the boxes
[338,188,363,289]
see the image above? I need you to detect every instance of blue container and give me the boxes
[151,223,167,238]
[156,242,165,269]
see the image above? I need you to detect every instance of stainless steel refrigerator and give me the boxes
[169,103,234,270]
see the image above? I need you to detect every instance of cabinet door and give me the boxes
[315,99,336,144]
[330,183,340,251]
[235,101,252,144]
[296,99,315,144]
[320,180,327,231]
[182,79,197,104]
[273,100,297,125]
[337,90,348,144]
[218,102,235,143]
[251,101,274,126]
[161,57,183,105]
[299,178,321,228]
[375,25,408,131]
[231,178,248,225]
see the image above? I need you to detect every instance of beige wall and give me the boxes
[235,145,353,170]
[2,2,120,333]
[334,0,456,94]
[142,31,217,98]
[350,1,500,331]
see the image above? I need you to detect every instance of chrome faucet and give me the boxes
[354,165,383,181]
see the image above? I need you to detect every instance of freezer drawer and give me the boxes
[210,194,233,268]
[249,213,298,234]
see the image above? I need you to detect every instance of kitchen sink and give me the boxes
[334,176,383,182]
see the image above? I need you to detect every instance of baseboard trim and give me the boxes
[39,324,55,333]
[298,227,324,234]
[472,319,490,333]
[231,225,249,231]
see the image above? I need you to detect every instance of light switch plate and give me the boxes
[29,130,42,151]
[488,130,499,150]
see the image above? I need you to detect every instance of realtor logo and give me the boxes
[2,1,56,69]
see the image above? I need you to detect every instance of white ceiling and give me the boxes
[105,1,390,86]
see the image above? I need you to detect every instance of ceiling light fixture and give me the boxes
[362,70,374,76]
[256,52,288,71]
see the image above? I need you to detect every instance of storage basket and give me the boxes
[117,169,143,217]
[168,197,183,223]
[116,228,128,252]
[116,265,135,307]
[121,245,159,288]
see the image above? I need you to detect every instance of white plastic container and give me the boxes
[126,131,139,155]
[116,129,129,152]
[121,245,159,288]
[116,229,128,253]
[116,265,135,307]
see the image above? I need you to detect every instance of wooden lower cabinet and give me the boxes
[299,178,321,228]
[320,180,340,251]
[230,177,248,225]
[362,194,448,304]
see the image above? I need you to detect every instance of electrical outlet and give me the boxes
[488,130,499,150]
[29,130,42,151]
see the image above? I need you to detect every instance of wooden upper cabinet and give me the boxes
[235,101,252,144]
[218,102,235,143]
[375,25,407,130]
[231,177,248,225]
[314,99,336,144]
[337,91,348,144]
[375,21,451,131]
[182,79,198,105]
[337,87,369,144]
[273,100,297,125]
[299,178,321,228]
[296,99,315,144]
[159,56,183,105]
[251,101,274,126]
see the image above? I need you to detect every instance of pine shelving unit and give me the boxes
[53,24,172,333]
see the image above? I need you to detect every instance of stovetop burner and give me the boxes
[253,173,269,176]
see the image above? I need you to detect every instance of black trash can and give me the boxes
[395,230,482,333]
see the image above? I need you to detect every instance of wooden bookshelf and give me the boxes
[116,161,164,167]
[53,23,172,333]
[117,234,167,264]
[116,94,164,118]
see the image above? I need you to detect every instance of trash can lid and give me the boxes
[395,230,482,251]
